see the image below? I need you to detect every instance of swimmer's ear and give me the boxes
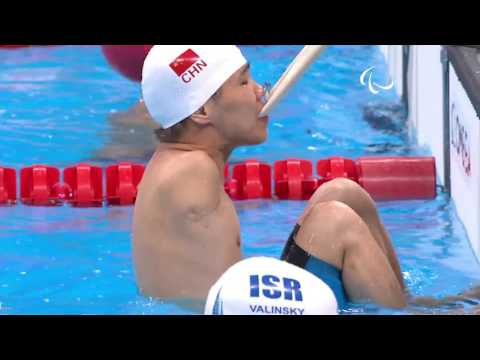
[190,106,211,126]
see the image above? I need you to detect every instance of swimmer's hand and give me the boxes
[409,290,480,308]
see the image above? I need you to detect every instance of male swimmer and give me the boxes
[132,45,407,311]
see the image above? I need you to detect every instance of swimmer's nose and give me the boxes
[255,83,265,103]
[256,82,271,105]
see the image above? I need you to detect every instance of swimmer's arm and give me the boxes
[168,153,224,221]
[163,152,241,277]
[165,151,240,247]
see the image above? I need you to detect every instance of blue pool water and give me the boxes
[1,45,480,315]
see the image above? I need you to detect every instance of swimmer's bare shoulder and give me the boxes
[133,149,241,300]
[146,150,224,215]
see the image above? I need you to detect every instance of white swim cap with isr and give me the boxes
[205,257,338,315]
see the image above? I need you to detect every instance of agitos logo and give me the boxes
[169,49,208,84]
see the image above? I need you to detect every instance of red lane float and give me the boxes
[317,157,358,182]
[274,159,321,200]
[0,167,17,205]
[13,163,144,207]
[224,162,237,196]
[102,45,153,82]
[106,163,145,205]
[64,164,103,207]
[0,157,437,206]
[357,157,436,201]
[20,166,62,206]
[228,160,272,200]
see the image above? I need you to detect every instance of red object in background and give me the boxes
[51,183,73,202]
[317,157,358,182]
[20,166,61,206]
[224,162,232,194]
[5,156,439,207]
[274,159,321,200]
[102,45,154,82]
[0,45,30,49]
[0,45,56,49]
[0,167,17,205]
[106,163,145,206]
[224,162,240,199]
[357,157,436,201]
[231,160,271,200]
[63,164,103,207]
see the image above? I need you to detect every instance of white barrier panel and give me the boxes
[382,45,446,185]
[449,65,480,259]
[406,45,445,186]
[379,45,403,98]
[378,46,480,260]
[407,46,418,142]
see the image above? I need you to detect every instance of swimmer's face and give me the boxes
[204,63,269,146]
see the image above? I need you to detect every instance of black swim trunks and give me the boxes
[281,224,348,309]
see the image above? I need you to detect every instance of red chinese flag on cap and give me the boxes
[169,49,201,77]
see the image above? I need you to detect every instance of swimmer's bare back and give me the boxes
[132,145,241,301]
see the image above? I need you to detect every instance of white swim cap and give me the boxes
[142,45,247,129]
[204,257,338,315]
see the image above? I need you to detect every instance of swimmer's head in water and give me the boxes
[204,257,338,315]
[143,45,269,146]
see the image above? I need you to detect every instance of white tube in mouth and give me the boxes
[259,45,327,117]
